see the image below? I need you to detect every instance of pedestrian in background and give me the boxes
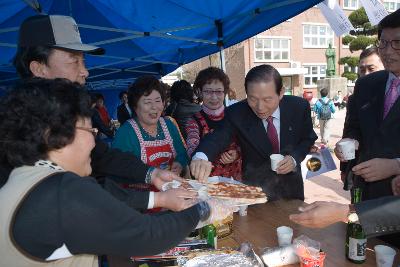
[314,88,335,147]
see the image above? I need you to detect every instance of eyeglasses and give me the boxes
[202,90,225,96]
[376,39,400,50]
[76,126,98,137]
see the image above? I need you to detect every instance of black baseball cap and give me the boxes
[18,15,105,55]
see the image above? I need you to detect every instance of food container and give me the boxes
[299,251,326,267]
[261,245,299,266]
[213,214,233,239]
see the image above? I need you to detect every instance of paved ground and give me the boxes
[304,107,351,204]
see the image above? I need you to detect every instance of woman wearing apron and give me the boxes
[113,76,188,210]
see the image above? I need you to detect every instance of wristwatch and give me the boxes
[347,204,359,223]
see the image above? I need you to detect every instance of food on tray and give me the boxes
[176,179,268,205]
[206,182,267,204]
[162,178,267,205]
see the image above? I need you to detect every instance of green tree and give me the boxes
[339,8,377,81]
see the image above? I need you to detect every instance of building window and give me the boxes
[303,24,334,48]
[383,0,400,12]
[254,38,290,62]
[343,0,359,10]
[303,65,326,87]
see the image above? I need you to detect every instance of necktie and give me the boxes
[267,116,279,153]
[383,78,400,118]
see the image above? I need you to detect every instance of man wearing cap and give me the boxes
[7,15,193,211]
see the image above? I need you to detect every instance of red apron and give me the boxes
[127,118,177,212]
[130,117,176,169]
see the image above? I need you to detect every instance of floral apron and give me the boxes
[127,118,177,212]
[129,117,176,170]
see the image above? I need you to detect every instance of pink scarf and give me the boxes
[202,105,224,120]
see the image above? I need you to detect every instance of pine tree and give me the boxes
[339,7,377,82]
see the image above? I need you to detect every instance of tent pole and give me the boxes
[219,47,229,106]
[219,47,226,72]
[215,19,228,104]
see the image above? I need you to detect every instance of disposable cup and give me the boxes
[337,140,355,160]
[239,205,248,216]
[375,245,396,267]
[270,154,285,172]
[276,226,293,246]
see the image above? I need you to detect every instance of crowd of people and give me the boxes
[0,8,399,267]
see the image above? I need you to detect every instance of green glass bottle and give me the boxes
[201,224,217,249]
[346,188,366,264]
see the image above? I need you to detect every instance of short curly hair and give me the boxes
[193,67,230,95]
[0,78,92,167]
[127,75,166,110]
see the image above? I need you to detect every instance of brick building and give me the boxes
[183,0,400,100]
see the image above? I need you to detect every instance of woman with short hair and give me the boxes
[113,76,188,177]
[185,67,242,181]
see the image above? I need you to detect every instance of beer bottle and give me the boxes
[201,224,217,249]
[345,188,366,264]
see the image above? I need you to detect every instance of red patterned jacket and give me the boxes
[185,110,242,181]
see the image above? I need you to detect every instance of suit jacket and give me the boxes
[92,108,114,138]
[356,196,400,247]
[346,70,400,200]
[103,178,149,210]
[197,96,317,200]
[340,94,359,190]
[90,140,149,183]
[117,103,132,125]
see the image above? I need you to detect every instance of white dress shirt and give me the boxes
[193,106,296,167]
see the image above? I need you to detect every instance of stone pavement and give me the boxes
[304,107,351,204]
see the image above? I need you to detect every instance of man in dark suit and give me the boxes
[335,9,400,201]
[190,64,317,200]
[334,10,400,248]
[117,91,133,125]
[340,47,385,189]
[289,196,400,241]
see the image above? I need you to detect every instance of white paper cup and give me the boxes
[276,226,293,246]
[270,154,285,172]
[375,245,396,267]
[239,205,248,216]
[337,140,356,160]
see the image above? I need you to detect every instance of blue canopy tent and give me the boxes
[0,0,323,113]
[1,0,324,86]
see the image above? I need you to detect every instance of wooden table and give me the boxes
[109,200,399,267]
[223,199,399,266]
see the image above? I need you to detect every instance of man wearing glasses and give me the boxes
[334,9,400,247]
